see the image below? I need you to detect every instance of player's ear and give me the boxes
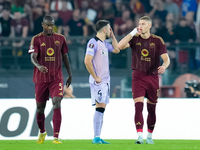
[41,23,44,27]
[103,27,106,33]
[149,23,152,29]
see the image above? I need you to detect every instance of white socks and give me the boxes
[137,132,143,138]
[147,131,153,138]
[137,131,153,139]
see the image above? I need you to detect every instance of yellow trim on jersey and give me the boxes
[30,32,43,45]
[134,34,139,37]
[54,32,67,44]
[151,34,165,44]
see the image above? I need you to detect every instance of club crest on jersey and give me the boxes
[141,49,149,57]
[89,43,94,48]
[47,48,54,56]
[55,41,60,46]
[136,42,141,46]
[150,43,155,48]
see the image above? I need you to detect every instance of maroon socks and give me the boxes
[53,108,62,138]
[37,113,45,133]
[134,102,144,132]
[147,103,156,133]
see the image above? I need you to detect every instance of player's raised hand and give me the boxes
[38,66,48,73]
[66,76,72,88]
[95,76,101,84]
[136,27,142,35]
[157,66,165,74]
[110,27,114,38]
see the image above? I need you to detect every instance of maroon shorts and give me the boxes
[132,70,159,103]
[35,79,64,103]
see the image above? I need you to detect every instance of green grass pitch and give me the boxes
[0,140,199,150]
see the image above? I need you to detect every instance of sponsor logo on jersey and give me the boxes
[141,49,150,61]
[150,43,155,48]
[89,43,94,48]
[47,48,54,56]
[141,56,150,62]
[102,51,108,55]
[41,43,46,46]
[136,42,141,46]
[141,49,149,57]
[45,57,55,61]
[55,41,60,46]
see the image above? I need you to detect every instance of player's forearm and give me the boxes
[118,28,137,50]
[85,61,97,80]
[118,34,132,50]
[111,36,120,53]
[162,56,170,69]
[31,54,41,69]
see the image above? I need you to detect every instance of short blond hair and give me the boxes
[140,16,152,24]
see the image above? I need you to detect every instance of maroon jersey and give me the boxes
[129,34,167,74]
[28,32,68,83]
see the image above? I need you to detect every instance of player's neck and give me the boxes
[141,32,150,39]
[96,32,105,41]
[43,32,53,37]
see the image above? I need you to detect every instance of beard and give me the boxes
[105,33,110,39]
[141,31,146,35]
[46,29,53,36]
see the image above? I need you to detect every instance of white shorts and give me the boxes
[90,82,110,106]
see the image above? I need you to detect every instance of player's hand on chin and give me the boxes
[136,27,142,35]
[38,66,48,73]
[110,28,114,38]
[157,66,165,74]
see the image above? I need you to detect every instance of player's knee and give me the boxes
[96,107,105,113]
[36,102,46,113]
[37,108,45,113]
[52,100,61,109]
[53,103,61,109]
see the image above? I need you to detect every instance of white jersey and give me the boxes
[85,37,114,84]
